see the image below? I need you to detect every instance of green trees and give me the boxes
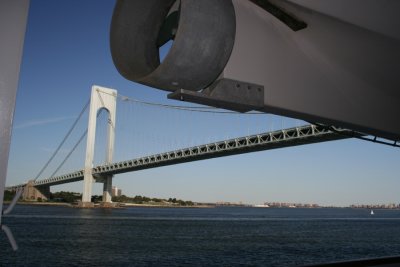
[3,190,16,201]
[3,190,194,206]
[50,191,81,203]
[111,195,194,206]
[112,195,129,203]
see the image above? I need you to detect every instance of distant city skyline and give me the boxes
[6,0,400,207]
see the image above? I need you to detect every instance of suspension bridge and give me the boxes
[5,86,382,206]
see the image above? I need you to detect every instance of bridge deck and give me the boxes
[8,124,357,189]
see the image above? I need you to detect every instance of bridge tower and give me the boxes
[81,85,117,207]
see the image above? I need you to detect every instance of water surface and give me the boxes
[1,205,400,266]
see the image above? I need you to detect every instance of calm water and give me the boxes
[1,205,400,266]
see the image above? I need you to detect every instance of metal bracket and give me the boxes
[249,0,307,31]
[168,79,264,112]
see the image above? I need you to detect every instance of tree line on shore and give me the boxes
[112,194,194,206]
[3,190,15,201]
[3,190,194,206]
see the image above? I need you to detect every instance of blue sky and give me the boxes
[6,0,400,206]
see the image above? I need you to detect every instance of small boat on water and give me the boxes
[254,204,269,208]
[371,210,374,215]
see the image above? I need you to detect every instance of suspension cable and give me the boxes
[113,92,267,114]
[33,100,90,181]
[48,129,87,178]
[48,109,106,178]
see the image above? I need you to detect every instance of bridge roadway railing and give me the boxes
[8,124,358,189]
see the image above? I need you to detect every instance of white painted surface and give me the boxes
[0,0,30,224]
[82,86,117,203]
[222,0,400,140]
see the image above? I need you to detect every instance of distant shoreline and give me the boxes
[5,201,73,207]
[5,201,400,210]
[6,201,213,209]
[120,203,214,208]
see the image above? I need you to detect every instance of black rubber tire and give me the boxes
[110,0,236,92]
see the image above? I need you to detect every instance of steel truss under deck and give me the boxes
[8,124,357,190]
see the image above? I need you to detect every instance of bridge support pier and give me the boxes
[102,175,113,203]
[22,181,50,201]
[82,86,117,207]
